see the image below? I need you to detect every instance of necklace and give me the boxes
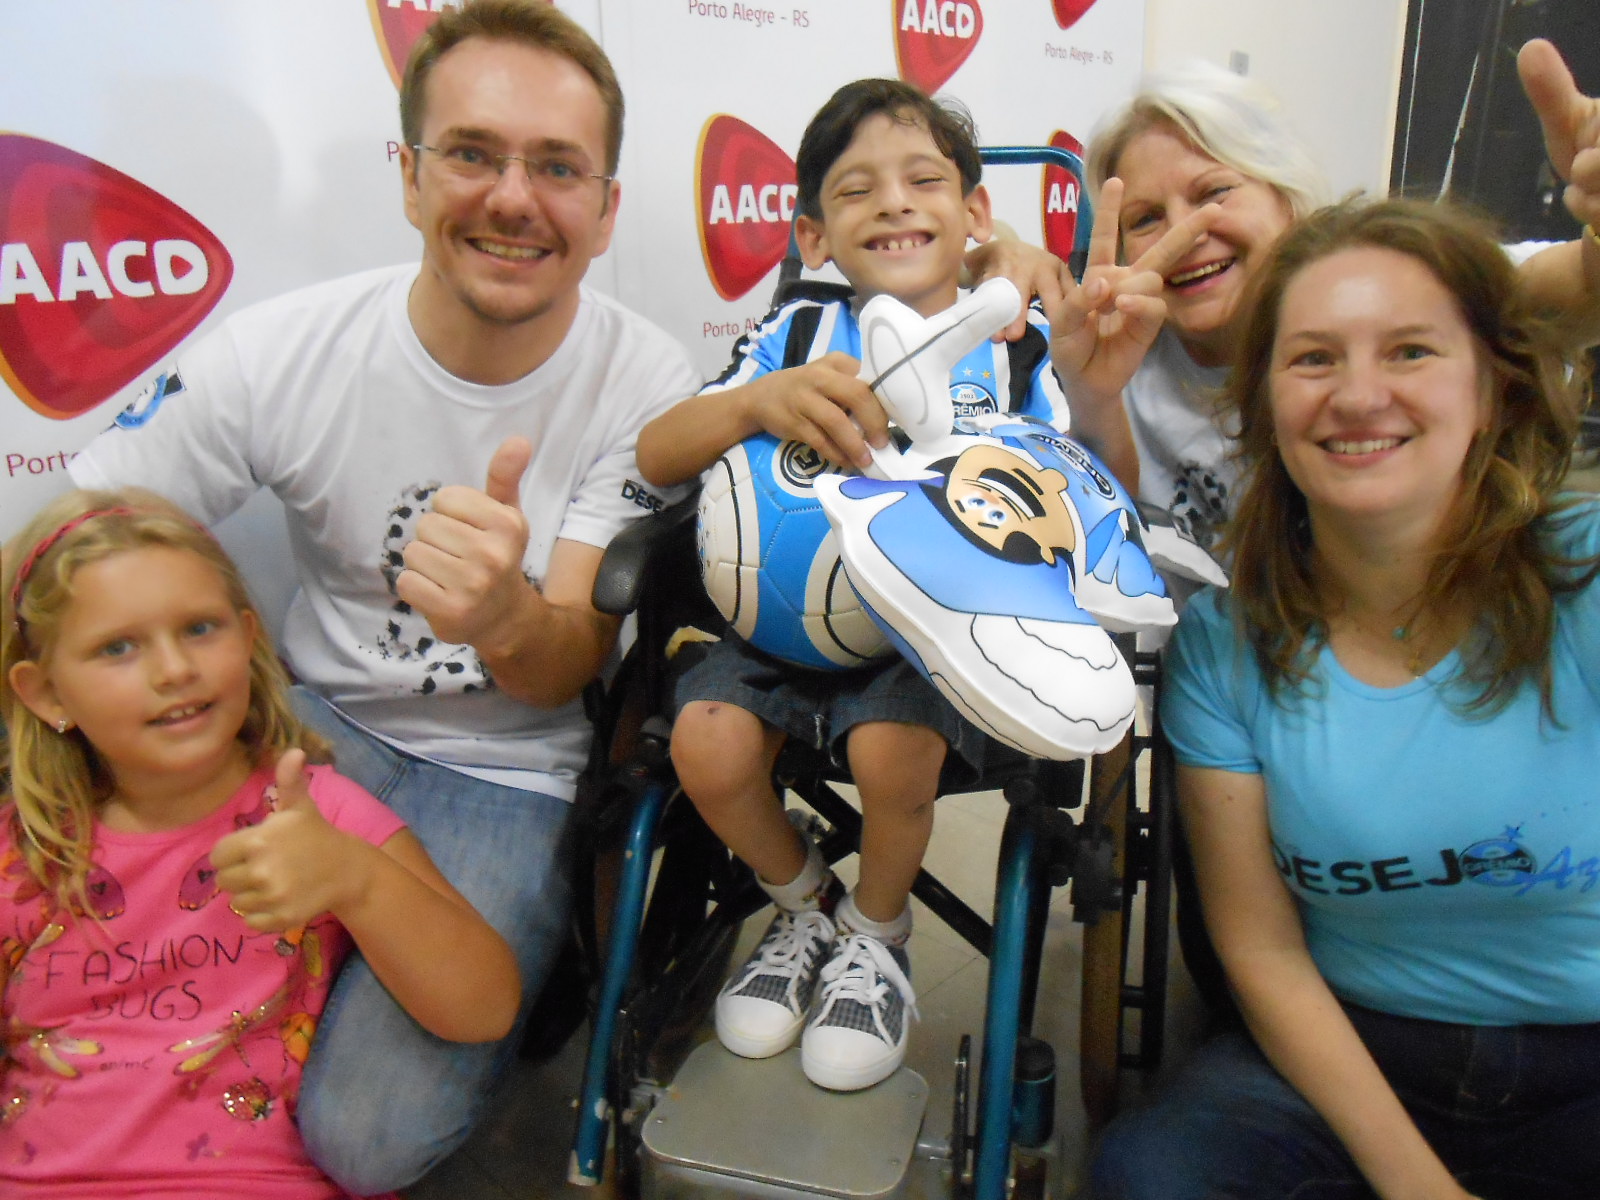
[1391,622,1427,678]
[1337,606,1432,679]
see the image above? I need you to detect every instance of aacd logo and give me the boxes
[368,0,469,87]
[1051,0,1099,30]
[894,0,983,96]
[0,135,232,421]
[697,115,797,302]
[1041,131,1086,264]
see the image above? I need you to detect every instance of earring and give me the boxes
[55,718,71,734]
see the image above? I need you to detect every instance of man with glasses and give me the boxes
[68,2,697,1192]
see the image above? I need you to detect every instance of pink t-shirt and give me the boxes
[1,764,405,1199]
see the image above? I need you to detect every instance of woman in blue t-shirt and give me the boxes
[1088,198,1600,1199]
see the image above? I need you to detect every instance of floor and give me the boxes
[408,782,1211,1200]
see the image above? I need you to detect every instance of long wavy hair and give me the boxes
[2,488,327,914]
[1222,197,1596,717]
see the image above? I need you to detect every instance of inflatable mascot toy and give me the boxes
[815,282,1226,760]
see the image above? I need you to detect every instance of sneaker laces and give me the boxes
[817,933,919,1024]
[735,909,834,987]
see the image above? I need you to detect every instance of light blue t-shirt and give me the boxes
[1163,498,1600,1025]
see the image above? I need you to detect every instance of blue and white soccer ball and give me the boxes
[697,433,892,671]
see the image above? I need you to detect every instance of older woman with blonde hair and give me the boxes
[1020,41,1600,551]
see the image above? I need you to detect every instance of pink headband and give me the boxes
[9,507,136,618]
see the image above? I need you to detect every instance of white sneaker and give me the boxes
[800,933,917,1091]
[715,908,835,1058]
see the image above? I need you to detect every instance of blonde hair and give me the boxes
[2,488,327,914]
[1223,198,1596,717]
[1087,61,1330,228]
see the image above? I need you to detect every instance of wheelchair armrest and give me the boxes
[591,492,702,616]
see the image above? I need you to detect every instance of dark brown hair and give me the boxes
[795,78,981,221]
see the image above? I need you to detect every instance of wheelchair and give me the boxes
[566,146,1183,1200]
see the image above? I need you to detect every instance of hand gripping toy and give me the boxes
[694,277,1029,672]
[815,287,1226,760]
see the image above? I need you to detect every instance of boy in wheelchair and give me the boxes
[635,78,1079,1093]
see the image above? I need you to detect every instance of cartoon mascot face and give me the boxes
[942,444,1077,566]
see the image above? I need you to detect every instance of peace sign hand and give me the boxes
[1046,177,1221,403]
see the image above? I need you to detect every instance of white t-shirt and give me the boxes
[72,265,698,797]
[1123,326,1235,550]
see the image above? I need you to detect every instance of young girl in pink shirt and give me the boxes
[1,489,520,1199]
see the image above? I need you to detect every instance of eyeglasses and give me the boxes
[412,143,614,193]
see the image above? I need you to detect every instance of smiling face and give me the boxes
[9,547,257,817]
[1269,246,1491,535]
[402,36,619,364]
[1116,122,1293,366]
[794,111,992,318]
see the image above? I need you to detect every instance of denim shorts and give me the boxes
[673,633,986,786]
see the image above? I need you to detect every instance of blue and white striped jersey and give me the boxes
[701,288,1070,432]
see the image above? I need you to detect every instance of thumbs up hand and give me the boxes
[212,751,351,932]
[1519,39,1600,231]
[396,436,536,650]
[482,435,534,507]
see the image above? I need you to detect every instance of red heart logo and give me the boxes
[894,0,984,95]
[1041,130,1086,264]
[368,0,555,87]
[1051,0,1099,29]
[696,116,797,302]
[0,135,233,421]
[368,0,466,88]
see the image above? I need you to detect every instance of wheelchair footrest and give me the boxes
[641,1040,928,1199]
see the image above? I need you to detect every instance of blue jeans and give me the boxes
[1087,1004,1600,1200]
[289,688,575,1196]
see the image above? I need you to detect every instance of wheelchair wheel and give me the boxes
[578,786,753,1198]
[517,933,591,1063]
[1078,731,1132,1131]
[1127,721,1177,1070]
[586,788,749,1062]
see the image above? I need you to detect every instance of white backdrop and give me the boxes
[1,0,1145,615]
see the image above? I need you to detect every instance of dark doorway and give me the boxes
[1392,0,1599,241]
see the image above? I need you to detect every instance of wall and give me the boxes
[1143,0,1410,199]
[0,1,1148,632]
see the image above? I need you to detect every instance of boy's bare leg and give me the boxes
[801,719,943,1091]
[847,719,948,923]
[678,699,840,1060]
[672,699,803,886]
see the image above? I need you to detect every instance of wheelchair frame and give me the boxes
[568,145,1178,1198]
[565,498,1177,1198]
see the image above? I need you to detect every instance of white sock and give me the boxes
[759,833,832,912]
[835,892,912,946]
